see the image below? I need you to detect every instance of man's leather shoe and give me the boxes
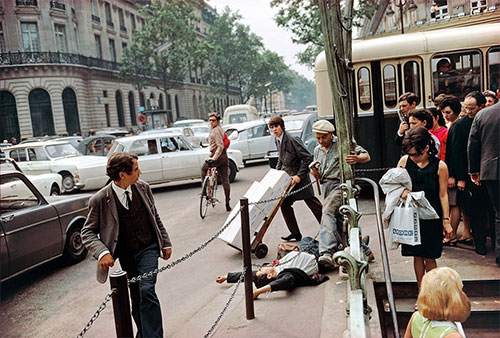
[281,233,302,242]
[225,203,232,212]
[475,246,487,255]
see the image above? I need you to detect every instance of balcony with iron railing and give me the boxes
[120,25,127,32]
[16,0,37,6]
[49,1,65,10]
[107,21,114,29]
[92,15,101,23]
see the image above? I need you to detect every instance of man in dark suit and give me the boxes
[82,152,172,337]
[447,91,489,255]
[268,116,322,242]
[468,100,500,266]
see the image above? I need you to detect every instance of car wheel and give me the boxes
[50,184,60,196]
[63,226,88,264]
[228,160,237,183]
[61,173,75,192]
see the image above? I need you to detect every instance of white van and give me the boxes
[223,105,259,125]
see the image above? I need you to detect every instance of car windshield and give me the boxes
[285,120,305,131]
[45,144,80,158]
[108,142,124,155]
[192,126,209,134]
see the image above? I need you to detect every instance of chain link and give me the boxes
[204,268,246,338]
[76,289,117,338]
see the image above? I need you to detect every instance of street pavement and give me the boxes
[1,160,499,338]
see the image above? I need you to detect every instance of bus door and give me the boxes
[353,62,385,181]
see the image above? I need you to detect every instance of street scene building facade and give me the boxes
[0,0,240,141]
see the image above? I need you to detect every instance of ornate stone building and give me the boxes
[0,0,240,141]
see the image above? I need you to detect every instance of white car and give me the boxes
[190,124,210,147]
[224,120,271,162]
[172,119,205,128]
[140,127,203,148]
[0,158,63,196]
[90,132,244,185]
[4,141,109,192]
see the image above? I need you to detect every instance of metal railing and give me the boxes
[16,0,37,6]
[50,1,65,10]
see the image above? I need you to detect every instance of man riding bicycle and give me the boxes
[201,112,231,211]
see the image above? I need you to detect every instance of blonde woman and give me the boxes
[404,267,471,338]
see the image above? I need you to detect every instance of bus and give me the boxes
[315,22,500,180]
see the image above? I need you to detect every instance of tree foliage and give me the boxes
[270,0,377,68]
[285,71,317,111]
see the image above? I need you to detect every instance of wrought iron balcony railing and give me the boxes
[0,51,119,71]
[107,21,114,28]
[92,15,101,23]
[120,25,127,32]
[50,1,65,10]
[16,0,37,6]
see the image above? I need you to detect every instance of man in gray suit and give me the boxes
[468,101,500,266]
[82,152,172,337]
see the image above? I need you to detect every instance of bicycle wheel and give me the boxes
[200,176,210,219]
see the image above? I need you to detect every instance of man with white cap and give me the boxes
[310,120,371,268]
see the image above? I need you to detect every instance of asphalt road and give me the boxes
[2,160,379,338]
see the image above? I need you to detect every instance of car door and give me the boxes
[24,147,52,175]
[160,136,200,179]
[127,138,163,183]
[228,129,250,160]
[247,124,271,159]
[0,173,62,279]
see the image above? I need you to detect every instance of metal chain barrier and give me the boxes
[76,289,117,338]
[204,268,245,338]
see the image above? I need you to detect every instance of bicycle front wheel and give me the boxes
[200,177,210,219]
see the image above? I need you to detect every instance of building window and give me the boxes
[105,2,113,27]
[54,24,67,52]
[357,67,372,111]
[430,1,448,20]
[470,0,487,14]
[130,13,136,31]
[0,23,5,53]
[383,64,397,108]
[122,42,127,51]
[109,39,116,62]
[95,34,102,58]
[118,8,126,32]
[16,0,38,6]
[21,22,40,52]
[91,0,100,22]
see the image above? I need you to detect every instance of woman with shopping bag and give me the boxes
[397,127,453,290]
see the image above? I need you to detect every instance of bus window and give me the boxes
[432,51,482,100]
[404,61,421,104]
[487,46,500,92]
[383,65,397,108]
[357,67,371,111]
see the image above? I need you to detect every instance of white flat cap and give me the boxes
[312,120,335,133]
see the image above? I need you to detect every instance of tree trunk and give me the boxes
[318,0,355,183]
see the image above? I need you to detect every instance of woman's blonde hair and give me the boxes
[417,267,471,322]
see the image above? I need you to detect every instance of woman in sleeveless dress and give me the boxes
[396,127,452,289]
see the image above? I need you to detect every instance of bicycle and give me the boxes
[200,159,220,219]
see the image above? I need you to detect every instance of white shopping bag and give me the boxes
[388,198,421,248]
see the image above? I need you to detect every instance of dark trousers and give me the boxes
[461,180,490,251]
[201,152,230,204]
[280,196,322,235]
[121,243,163,338]
[485,180,500,260]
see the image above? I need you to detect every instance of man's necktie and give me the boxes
[277,139,281,149]
[125,191,131,209]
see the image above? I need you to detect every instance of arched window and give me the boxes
[404,61,421,103]
[115,91,125,127]
[357,67,372,111]
[192,95,198,118]
[167,94,172,112]
[199,95,203,117]
[62,88,81,135]
[29,88,55,136]
[128,91,137,126]
[139,92,145,108]
[175,95,180,118]
[0,91,20,142]
[383,65,397,108]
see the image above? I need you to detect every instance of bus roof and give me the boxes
[315,23,500,69]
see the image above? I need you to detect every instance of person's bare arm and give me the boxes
[438,161,452,237]
[403,312,416,338]
[253,285,271,299]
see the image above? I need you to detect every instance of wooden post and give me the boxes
[109,270,134,337]
[240,197,255,320]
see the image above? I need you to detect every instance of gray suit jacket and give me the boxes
[81,179,172,283]
[468,101,500,181]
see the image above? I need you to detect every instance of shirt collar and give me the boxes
[112,181,132,196]
[277,133,284,143]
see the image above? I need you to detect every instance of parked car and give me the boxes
[96,132,244,184]
[140,127,202,148]
[191,124,210,147]
[77,135,116,156]
[172,119,205,128]
[0,158,63,196]
[0,142,12,158]
[95,128,129,137]
[0,170,89,282]
[223,105,259,125]
[224,120,271,162]
[3,141,109,192]
[266,113,318,168]
[55,136,83,149]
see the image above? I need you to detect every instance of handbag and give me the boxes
[388,196,421,247]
